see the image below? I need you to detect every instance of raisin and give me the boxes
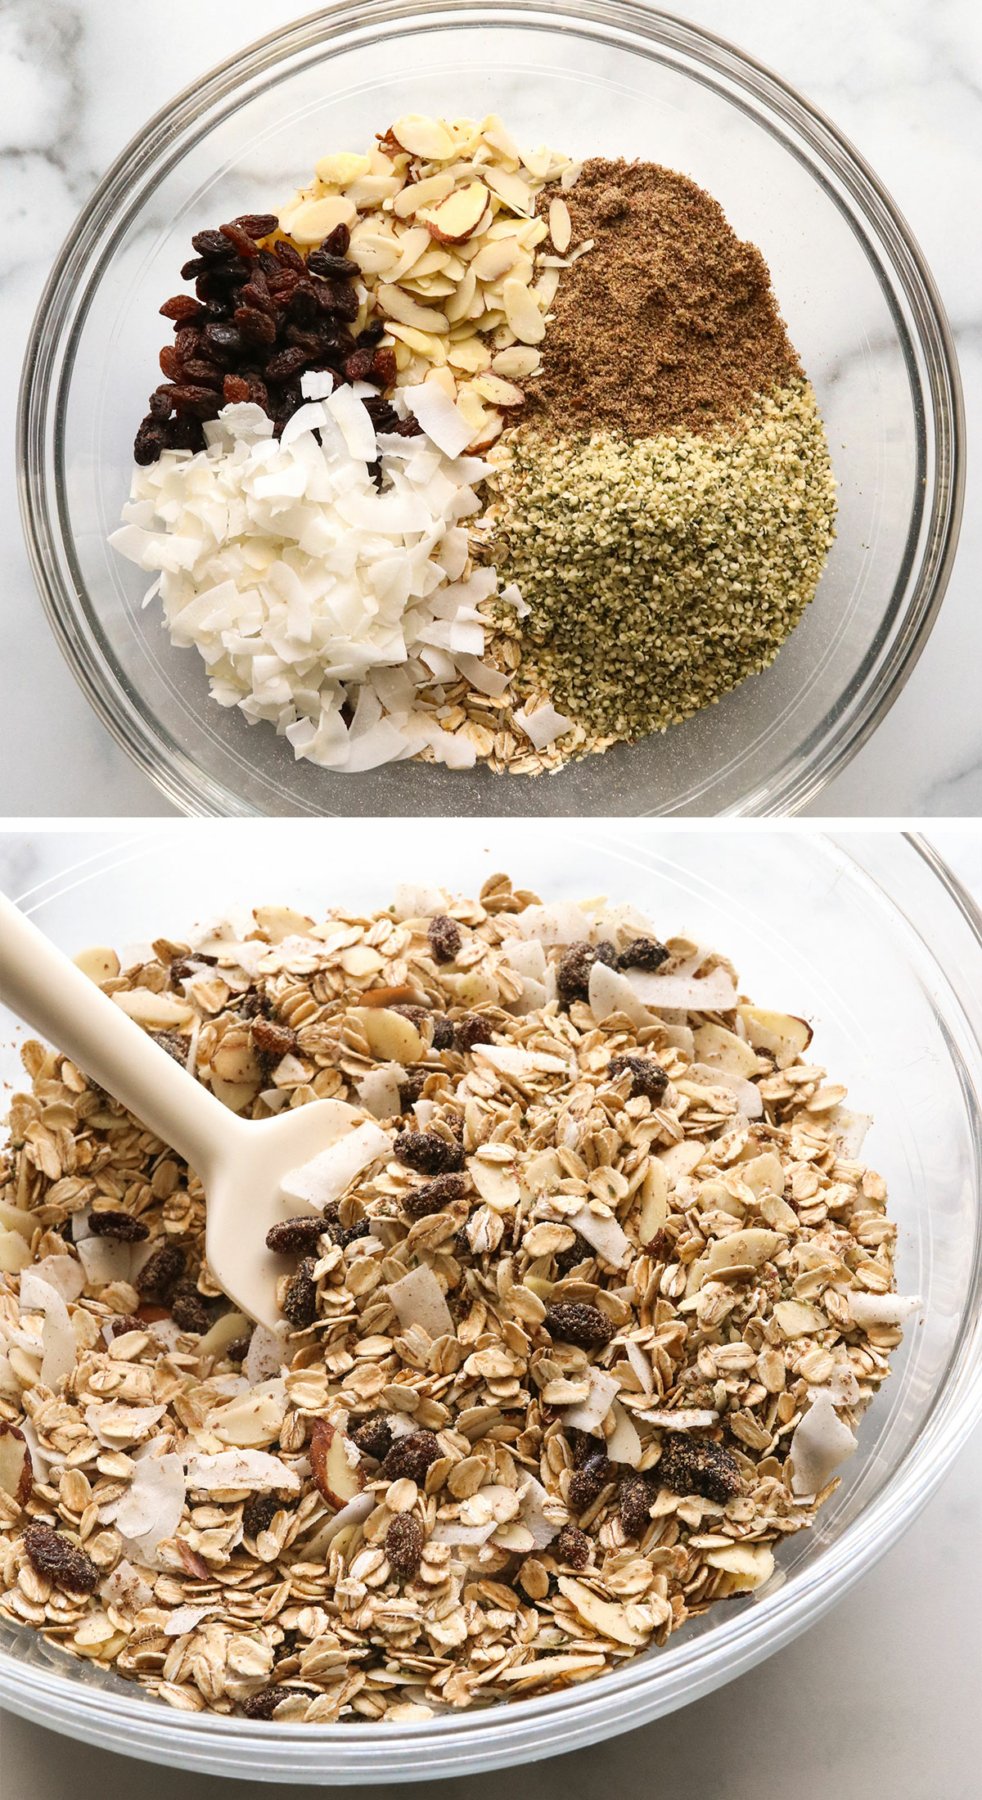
[274,239,306,271]
[343,347,376,383]
[226,1333,251,1364]
[87,1210,149,1242]
[241,1493,281,1537]
[105,1314,144,1341]
[149,1029,188,1066]
[381,1430,440,1484]
[385,1514,424,1578]
[243,1684,318,1720]
[428,915,462,964]
[250,1017,299,1060]
[167,383,222,419]
[397,1069,427,1112]
[180,256,215,281]
[617,936,669,973]
[234,305,278,346]
[191,229,235,259]
[158,343,181,381]
[556,940,617,1007]
[392,413,422,437]
[544,1302,615,1350]
[351,1413,394,1461]
[238,274,272,311]
[554,1524,590,1569]
[220,221,261,259]
[136,1241,185,1301]
[658,1435,743,1505]
[265,346,309,382]
[431,1015,455,1051]
[164,415,206,453]
[644,1227,674,1262]
[394,1131,464,1176]
[364,397,400,433]
[232,212,279,240]
[308,249,360,279]
[335,1218,371,1250]
[568,1452,612,1513]
[202,322,243,360]
[358,318,385,346]
[371,346,398,387]
[619,1474,655,1539]
[282,1257,318,1328]
[402,1173,467,1220]
[322,223,351,256]
[454,1014,493,1053]
[607,1055,668,1104]
[317,280,359,322]
[265,1216,323,1255]
[223,374,251,404]
[22,1523,98,1595]
[170,1283,212,1335]
[133,416,166,465]
[159,294,205,322]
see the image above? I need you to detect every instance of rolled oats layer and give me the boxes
[0,878,917,1721]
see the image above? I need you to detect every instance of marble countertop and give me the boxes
[0,823,980,1796]
[1,0,979,817]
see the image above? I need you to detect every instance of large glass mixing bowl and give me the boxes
[19,1,963,815]
[0,826,980,1780]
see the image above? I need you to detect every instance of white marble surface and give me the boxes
[1,0,980,817]
[0,824,980,1797]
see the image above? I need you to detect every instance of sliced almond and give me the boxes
[351,1006,425,1064]
[0,1424,33,1509]
[502,278,546,345]
[113,989,192,1029]
[377,284,450,334]
[533,267,560,310]
[447,338,493,374]
[444,267,478,325]
[390,115,456,161]
[548,196,573,253]
[387,323,449,363]
[470,236,524,281]
[492,346,542,379]
[483,165,535,216]
[481,114,522,163]
[286,196,358,244]
[314,151,371,187]
[74,945,120,983]
[393,171,456,218]
[737,1006,812,1069]
[421,181,490,245]
[472,373,525,407]
[557,1577,650,1647]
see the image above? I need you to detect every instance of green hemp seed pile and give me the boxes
[488,382,836,742]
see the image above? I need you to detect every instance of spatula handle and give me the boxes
[0,894,230,1178]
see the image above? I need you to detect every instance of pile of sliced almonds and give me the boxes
[277,113,588,452]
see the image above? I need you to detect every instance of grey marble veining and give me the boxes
[0,0,979,815]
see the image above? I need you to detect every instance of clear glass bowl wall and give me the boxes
[20,0,963,816]
[0,826,981,1783]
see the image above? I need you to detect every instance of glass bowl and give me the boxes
[1,826,981,1782]
[19,2,963,817]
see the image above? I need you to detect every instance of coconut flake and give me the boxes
[517,1474,562,1549]
[77,1236,135,1287]
[567,1205,632,1270]
[100,1559,155,1612]
[163,1604,212,1637]
[403,382,473,459]
[633,1407,719,1430]
[84,1403,166,1447]
[834,1110,873,1159]
[626,966,739,1013]
[513,702,575,751]
[510,902,593,945]
[244,1323,290,1386]
[847,1291,921,1330]
[562,1368,620,1433]
[605,1401,643,1467]
[183,1448,301,1495]
[303,1491,374,1558]
[19,1275,76,1389]
[104,1448,186,1565]
[589,962,654,1029]
[355,1064,407,1120]
[386,1264,453,1339]
[502,938,547,983]
[429,1517,497,1547]
[474,1044,569,1078]
[278,1120,390,1211]
[24,1255,84,1304]
[790,1388,857,1496]
[687,1063,763,1120]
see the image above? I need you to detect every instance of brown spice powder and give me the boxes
[528,158,803,436]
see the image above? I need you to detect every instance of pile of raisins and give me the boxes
[134,213,413,465]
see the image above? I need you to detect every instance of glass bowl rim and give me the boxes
[17,0,966,818]
[1,829,981,1766]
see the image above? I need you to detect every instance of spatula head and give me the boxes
[204,1098,366,1332]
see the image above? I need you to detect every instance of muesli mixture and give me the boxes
[111,114,836,776]
[0,877,917,1722]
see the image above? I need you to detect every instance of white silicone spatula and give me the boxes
[0,893,366,1331]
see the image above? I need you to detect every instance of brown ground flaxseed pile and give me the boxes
[527,159,803,437]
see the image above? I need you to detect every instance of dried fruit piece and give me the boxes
[402,1172,467,1220]
[618,1473,655,1538]
[428,914,462,963]
[380,1429,440,1483]
[544,1301,615,1350]
[453,1014,494,1052]
[170,1283,212,1335]
[607,1055,669,1104]
[250,1017,299,1060]
[22,1523,98,1595]
[617,937,669,973]
[242,1492,281,1538]
[87,1210,150,1242]
[567,1451,612,1513]
[350,1412,394,1462]
[554,1523,590,1568]
[385,1513,424,1577]
[394,1131,464,1176]
[556,941,617,1007]
[282,1257,318,1328]
[310,1418,364,1507]
[243,1684,317,1720]
[658,1435,743,1504]
[0,1424,33,1509]
[265,1217,324,1256]
[136,1241,185,1301]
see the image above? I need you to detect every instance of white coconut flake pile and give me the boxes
[110,385,522,772]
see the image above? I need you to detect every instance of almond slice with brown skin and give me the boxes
[0,1423,34,1510]
[310,1418,365,1507]
[421,181,491,246]
[473,373,525,408]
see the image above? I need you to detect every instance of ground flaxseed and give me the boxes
[529,158,803,438]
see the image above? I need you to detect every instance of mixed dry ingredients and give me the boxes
[0,877,918,1722]
[111,115,836,776]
